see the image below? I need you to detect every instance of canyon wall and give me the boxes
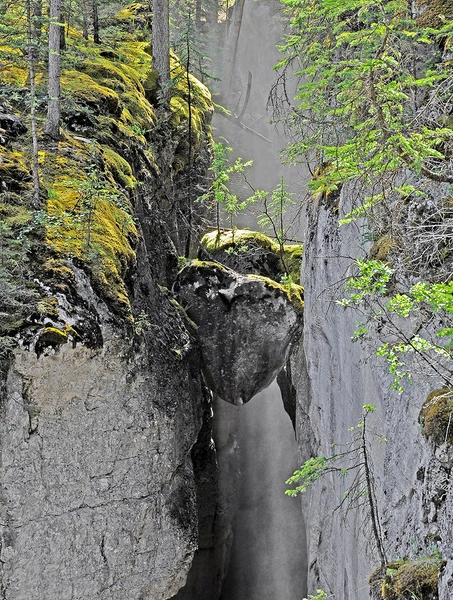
[294,190,453,598]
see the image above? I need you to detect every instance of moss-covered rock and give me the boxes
[62,70,121,116]
[39,142,138,321]
[201,229,303,285]
[102,146,135,191]
[373,555,445,600]
[0,147,32,192]
[369,235,396,262]
[173,260,303,405]
[420,388,453,446]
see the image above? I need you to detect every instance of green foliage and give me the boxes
[303,590,328,600]
[133,309,151,335]
[339,259,453,391]
[276,0,453,201]
[258,177,295,244]
[286,405,376,499]
[286,404,387,566]
[197,142,262,230]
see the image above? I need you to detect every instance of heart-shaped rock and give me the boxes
[173,261,303,405]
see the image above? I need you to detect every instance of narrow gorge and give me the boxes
[1,0,453,599]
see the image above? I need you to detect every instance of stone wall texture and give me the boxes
[295,189,453,598]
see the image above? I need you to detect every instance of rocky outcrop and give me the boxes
[295,186,453,599]
[0,264,207,600]
[173,261,303,406]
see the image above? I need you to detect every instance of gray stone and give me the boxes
[173,261,303,406]
[0,271,205,600]
[294,182,453,599]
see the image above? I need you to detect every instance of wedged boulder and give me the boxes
[173,261,303,405]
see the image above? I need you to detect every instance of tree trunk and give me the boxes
[81,0,89,39]
[205,0,219,26]
[26,0,40,206]
[92,0,100,44]
[60,0,66,52]
[152,0,170,88]
[221,0,246,101]
[44,0,61,140]
[32,0,42,41]
[195,0,202,30]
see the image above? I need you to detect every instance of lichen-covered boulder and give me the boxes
[173,261,303,405]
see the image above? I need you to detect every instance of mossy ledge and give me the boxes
[419,388,453,446]
[369,555,445,600]
[0,2,214,344]
[201,229,303,285]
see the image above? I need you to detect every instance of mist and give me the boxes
[209,0,309,597]
[215,382,307,600]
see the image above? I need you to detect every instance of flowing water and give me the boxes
[215,382,307,600]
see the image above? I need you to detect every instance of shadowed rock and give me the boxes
[173,261,303,405]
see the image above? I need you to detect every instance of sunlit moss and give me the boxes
[62,70,121,115]
[102,147,135,191]
[201,229,303,285]
[0,147,32,191]
[40,145,137,321]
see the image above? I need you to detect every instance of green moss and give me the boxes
[40,143,137,321]
[102,147,135,191]
[116,3,146,20]
[370,235,396,262]
[248,272,304,314]
[0,148,32,191]
[169,54,213,139]
[36,297,59,319]
[81,57,144,93]
[420,388,453,445]
[62,70,121,115]
[377,555,445,600]
[201,229,304,284]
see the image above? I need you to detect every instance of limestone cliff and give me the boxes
[294,188,453,599]
[0,6,218,598]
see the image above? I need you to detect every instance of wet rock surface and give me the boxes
[173,261,303,405]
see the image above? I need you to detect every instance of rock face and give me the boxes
[0,268,207,600]
[173,261,303,406]
[295,187,453,599]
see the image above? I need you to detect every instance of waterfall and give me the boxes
[215,381,307,600]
